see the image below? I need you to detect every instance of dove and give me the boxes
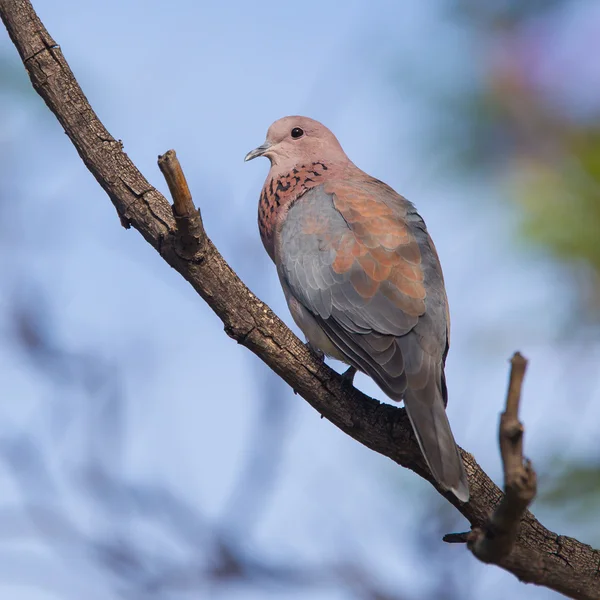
[245,116,469,502]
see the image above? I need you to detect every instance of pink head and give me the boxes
[244,116,349,170]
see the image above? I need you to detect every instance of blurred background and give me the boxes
[1,0,599,598]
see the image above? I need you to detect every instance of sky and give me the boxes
[1,1,598,599]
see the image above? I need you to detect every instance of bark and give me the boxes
[465,352,538,563]
[2,1,599,598]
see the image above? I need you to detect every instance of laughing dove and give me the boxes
[245,116,469,502]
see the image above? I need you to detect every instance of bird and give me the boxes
[244,116,469,502]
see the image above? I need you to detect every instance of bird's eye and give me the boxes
[291,127,304,139]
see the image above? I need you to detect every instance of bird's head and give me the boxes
[244,116,347,168]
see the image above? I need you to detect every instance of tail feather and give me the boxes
[403,385,469,502]
[313,314,468,500]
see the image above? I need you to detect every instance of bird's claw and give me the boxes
[305,342,325,363]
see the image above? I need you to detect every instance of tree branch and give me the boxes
[158,149,206,259]
[467,352,537,562]
[444,353,539,562]
[2,1,600,598]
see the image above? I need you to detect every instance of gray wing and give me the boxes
[276,182,448,400]
[276,182,468,500]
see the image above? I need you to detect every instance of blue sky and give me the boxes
[1,1,597,598]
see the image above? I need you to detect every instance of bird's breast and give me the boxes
[258,161,331,260]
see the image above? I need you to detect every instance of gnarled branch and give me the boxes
[468,352,538,562]
[444,352,539,564]
[1,1,599,598]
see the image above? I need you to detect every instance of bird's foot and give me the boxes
[341,365,357,387]
[305,342,325,363]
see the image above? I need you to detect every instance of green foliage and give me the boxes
[539,460,600,532]
[428,1,600,318]
[515,128,600,261]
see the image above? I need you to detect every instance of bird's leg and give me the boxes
[341,365,357,387]
[305,341,325,363]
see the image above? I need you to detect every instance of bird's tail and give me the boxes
[403,383,469,503]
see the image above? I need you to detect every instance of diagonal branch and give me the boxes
[1,1,600,598]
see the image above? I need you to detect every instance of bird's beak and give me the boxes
[244,141,272,162]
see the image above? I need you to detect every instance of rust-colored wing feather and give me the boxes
[277,179,448,398]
